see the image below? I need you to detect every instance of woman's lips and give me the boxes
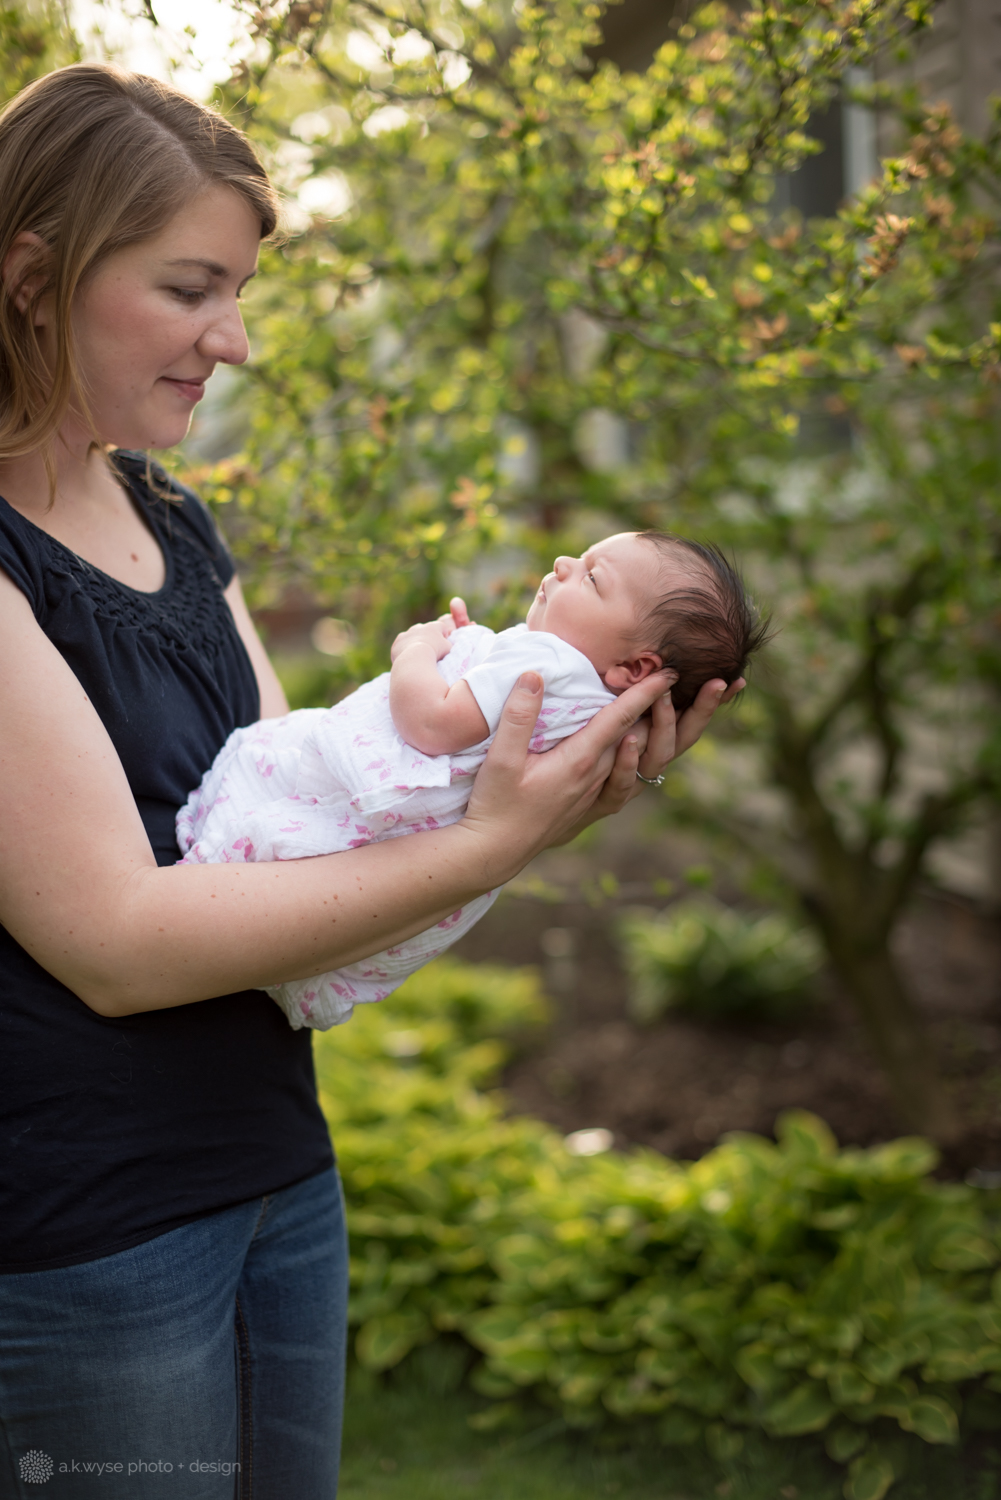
[162,376,206,403]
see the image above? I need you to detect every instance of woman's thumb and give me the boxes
[493,671,543,745]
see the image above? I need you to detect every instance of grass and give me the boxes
[340,1347,1001,1500]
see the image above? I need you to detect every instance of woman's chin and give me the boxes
[107,415,193,453]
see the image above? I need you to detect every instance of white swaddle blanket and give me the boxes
[177,623,614,1029]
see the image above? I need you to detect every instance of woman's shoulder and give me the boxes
[0,489,47,610]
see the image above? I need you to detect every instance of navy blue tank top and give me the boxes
[0,453,333,1273]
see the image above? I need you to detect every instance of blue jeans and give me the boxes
[0,1166,348,1498]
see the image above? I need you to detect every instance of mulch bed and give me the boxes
[451,802,1001,1179]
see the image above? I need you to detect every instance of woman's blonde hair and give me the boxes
[0,63,279,462]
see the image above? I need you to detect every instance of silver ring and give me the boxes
[636,770,666,786]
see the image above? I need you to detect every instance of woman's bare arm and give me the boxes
[0,572,679,1018]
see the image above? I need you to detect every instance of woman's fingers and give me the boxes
[576,669,676,758]
[636,676,745,778]
[482,670,544,769]
[636,689,677,779]
[598,732,642,810]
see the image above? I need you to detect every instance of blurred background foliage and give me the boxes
[193,0,1000,1143]
[0,0,77,102]
[618,899,823,1021]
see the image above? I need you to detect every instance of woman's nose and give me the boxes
[196,301,251,367]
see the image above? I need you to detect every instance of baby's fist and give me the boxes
[390,619,456,663]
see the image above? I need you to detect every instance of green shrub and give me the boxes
[316,958,1001,1498]
[618,900,823,1021]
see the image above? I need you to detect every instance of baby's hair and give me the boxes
[637,531,770,713]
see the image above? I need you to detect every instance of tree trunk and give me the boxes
[823,936,962,1145]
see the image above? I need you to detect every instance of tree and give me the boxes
[0,0,78,103]
[196,0,1001,1141]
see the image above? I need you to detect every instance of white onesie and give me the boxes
[177,623,614,1029]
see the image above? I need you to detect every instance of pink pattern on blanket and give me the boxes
[436,908,466,930]
[361,756,394,782]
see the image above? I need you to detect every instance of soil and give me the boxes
[450,799,1001,1180]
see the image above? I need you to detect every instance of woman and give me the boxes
[0,64,740,1499]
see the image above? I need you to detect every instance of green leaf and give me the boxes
[829,1363,876,1406]
[900,1395,959,1445]
[734,1341,784,1394]
[559,1371,608,1405]
[493,1346,552,1384]
[858,1344,905,1384]
[826,1424,868,1463]
[355,1310,431,1371]
[930,1232,999,1271]
[922,1348,995,1382]
[866,1138,939,1179]
[776,1111,838,1159]
[845,1450,896,1500]
[765,1380,836,1435]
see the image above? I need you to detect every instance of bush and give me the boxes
[316,958,1001,1498]
[618,900,823,1021]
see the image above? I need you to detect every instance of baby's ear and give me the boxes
[603,651,663,692]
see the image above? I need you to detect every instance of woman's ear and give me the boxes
[2,231,50,319]
[603,651,663,692]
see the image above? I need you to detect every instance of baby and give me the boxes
[178,531,765,1029]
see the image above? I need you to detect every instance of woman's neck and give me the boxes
[0,435,167,592]
[0,423,107,521]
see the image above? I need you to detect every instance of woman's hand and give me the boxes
[557,673,746,843]
[458,667,668,880]
[460,670,745,874]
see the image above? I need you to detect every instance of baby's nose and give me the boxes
[552,555,573,579]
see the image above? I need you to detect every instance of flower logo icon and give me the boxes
[19,1450,54,1484]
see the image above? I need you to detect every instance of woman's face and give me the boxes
[54,183,261,453]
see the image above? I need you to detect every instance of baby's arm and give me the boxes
[389,618,490,757]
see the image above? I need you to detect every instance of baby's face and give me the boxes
[526,532,671,678]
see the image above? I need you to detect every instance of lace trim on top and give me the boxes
[37,464,234,657]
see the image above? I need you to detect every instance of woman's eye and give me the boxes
[170,287,207,304]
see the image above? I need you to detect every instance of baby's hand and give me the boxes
[390,617,456,664]
[390,598,472,664]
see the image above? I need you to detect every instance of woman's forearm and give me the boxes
[39,819,505,1017]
